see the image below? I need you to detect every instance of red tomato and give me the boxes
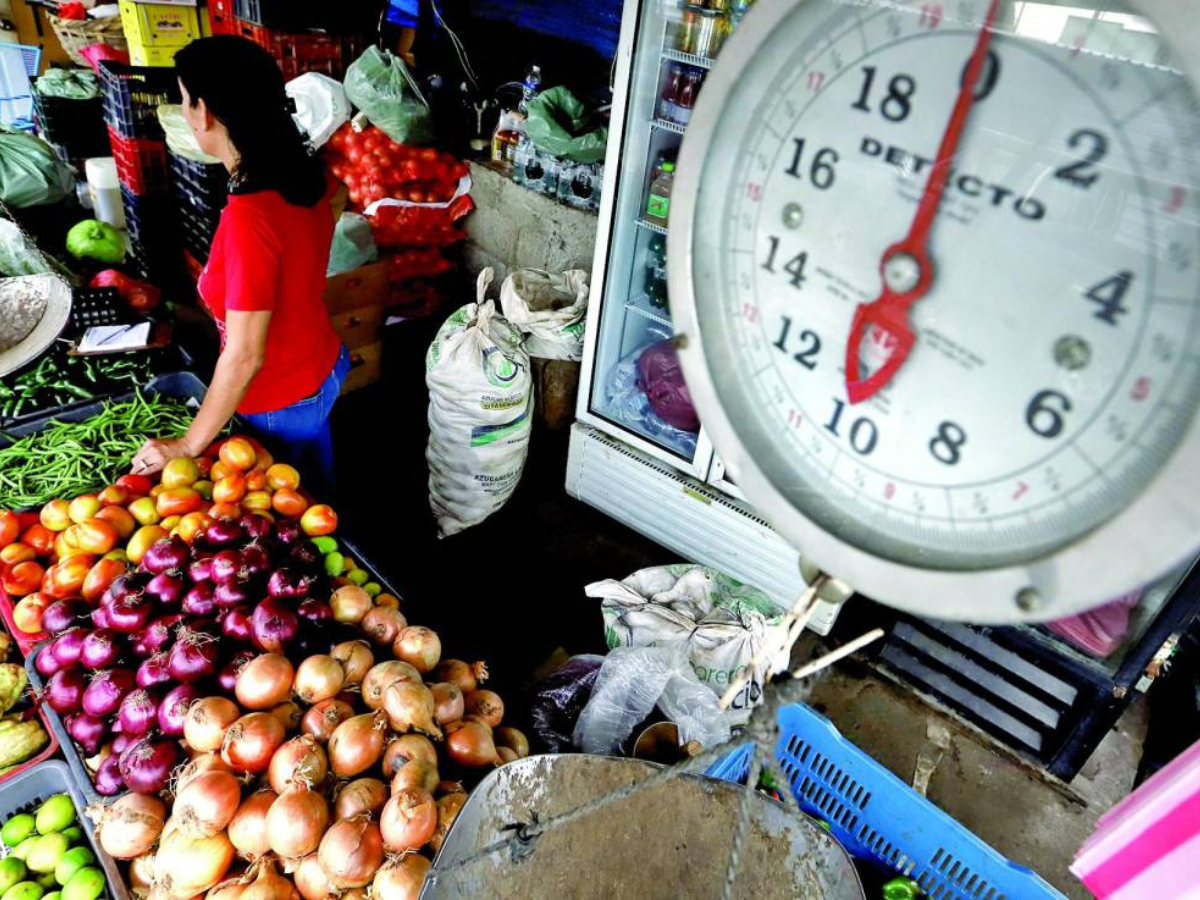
[0,543,35,566]
[266,464,301,491]
[43,555,94,599]
[347,147,364,165]
[162,457,201,488]
[195,456,213,478]
[210,460,234,482]
[82,556,127,602]
[40,499,71,532]
[419,147,438,161]
[271,488,308,519]
[11,592,50,634]
[241,491,272,513]
[208,502,242,521]
[20,524,55,557]
[212,474,247,504]
[157,488,203,518]
[74,518,119,555]
[2,560,45,597]
[300,504,338,536]
[0,511,18,549]
[95,506,136,539]
[126,525,167,565]
[173,511,213,545]
[245,467,269,492]
[116,473,153,496]
[97,484,130,507]
[219,437,257,472]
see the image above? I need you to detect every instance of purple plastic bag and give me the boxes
[528,655,604,754]
[638,340,699,432]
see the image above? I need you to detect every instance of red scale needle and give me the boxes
[844,0,1003,404]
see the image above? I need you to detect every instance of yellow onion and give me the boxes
[265,783,329,859]
[334,778,388,821]
[391,759,438,795]
[240,858,298,900]
[267,735,328,793]
[328,712,387,778]
[331,641,374,686]
[317,816,383,889]
[361,661,420,710]
[371,855,430,900]
[429,792,467,855]
[94,793,166,859]
[174,769,242,836]
[228,789,277,862]
[155,823,235,898]
[292,854,334,900]
[380,789,437,853]
[382,681,442,739]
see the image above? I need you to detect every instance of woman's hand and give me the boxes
[131,437,195,476]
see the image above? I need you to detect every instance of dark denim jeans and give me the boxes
[243,346,350,496]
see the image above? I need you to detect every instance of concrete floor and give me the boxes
[327,316,1133,900]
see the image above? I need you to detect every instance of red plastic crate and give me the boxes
[233,18,356,80]
[107,125,169,195]
[209,0,238,34]
[0,587,46,658]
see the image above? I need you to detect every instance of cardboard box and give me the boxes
[118,0,202,45]
[128,42,186,66]
[324,261,389,315]
[330,304,384,351]
[341,342,382,394]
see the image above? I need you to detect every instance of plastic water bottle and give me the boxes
[518,65,542,115]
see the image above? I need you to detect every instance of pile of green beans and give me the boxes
[0,353,156,423]
[0,392,195,509]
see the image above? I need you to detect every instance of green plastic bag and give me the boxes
[0,128,75,209]
[526,86,608,164]
[34,69,100,101]
[327,213,378,275]
[343,47,433,145]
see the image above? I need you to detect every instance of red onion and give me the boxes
[180,582,215,617]
[137,652,172,689]
[221,606,253,642]
[251,598,298,654]
[168,633,218,682]
[214,581,250,609]
[51,627,88,668]
[36,645,63,678]
[240,514,272,542]
[146,572,185,606]
[83,668,136,717]
[212,550,244,585]
[241,544,270,578]
[120,738,179,794]
[107,572,138,602]
[43,599,89,633]
[189,553,214,580]
[45,667,87,714]
[218,651,255,693]
[297,599,332,624]
[118,688,160,736]
[66,712,107,755]
[205,520,244,548]
[159,683,200,736]
[143,536,189,575]
[81,628,120,670]
[112,732,135,756]
[91,605,112,629]
[267,568,311,600]
[107,592,153,634]
[274,520,301,545]
[142,614,185,653]
[180,617,220,641]
[289,542,319,571]
[95,754,125,796]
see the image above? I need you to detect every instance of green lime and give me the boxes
[324,552,345,576]
[35,796,74,835]
[346,568,368,586]
[61,868,104,900]
[1,881,44,900]
[0,858,26,894]
[57,830,80,847]
[1,816,34,849]
[33,875,54,891]
[312,536,338,555]
[363,582,382,597]
[26,834,68,875]
[54,848,94,887]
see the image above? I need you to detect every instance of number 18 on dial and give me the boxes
[671,0,1200,622]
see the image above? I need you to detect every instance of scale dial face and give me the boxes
[670,0,1200,620]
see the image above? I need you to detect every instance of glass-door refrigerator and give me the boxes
[567,0,843,632]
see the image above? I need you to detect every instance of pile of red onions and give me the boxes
[36,514,359,796]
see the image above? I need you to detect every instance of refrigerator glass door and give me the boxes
[583,0,723,473]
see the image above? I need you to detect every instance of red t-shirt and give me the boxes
[198,189,340,415]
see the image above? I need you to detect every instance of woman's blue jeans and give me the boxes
[243,346,350,496]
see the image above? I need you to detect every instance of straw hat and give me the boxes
[0,274,72,379]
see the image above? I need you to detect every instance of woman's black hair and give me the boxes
[175,36,326,207]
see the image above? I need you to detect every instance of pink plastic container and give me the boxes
[1072,738,1200,898]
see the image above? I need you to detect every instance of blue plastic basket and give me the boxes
[705,705,1067,900]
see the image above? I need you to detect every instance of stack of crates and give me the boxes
[98,60,182,284]
[169,152,228,268]
[226,0,377,81]
[118,0,203,67]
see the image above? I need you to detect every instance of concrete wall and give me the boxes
[463,161,599,283]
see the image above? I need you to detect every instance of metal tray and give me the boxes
[0,760,130,900]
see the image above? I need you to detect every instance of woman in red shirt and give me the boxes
[132,36,349,489]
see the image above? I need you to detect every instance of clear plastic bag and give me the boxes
[574,645,731,755]
[327,213,378,275]
[0,128,74,209]
[343,47,433,145]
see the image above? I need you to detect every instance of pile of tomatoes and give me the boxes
[325,125,468,210]
[0,435,339,638]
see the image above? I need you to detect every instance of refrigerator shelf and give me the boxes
[662,48,714,70]
[636,217,669,236]
[625,293,672,327]
[652,117,687,135]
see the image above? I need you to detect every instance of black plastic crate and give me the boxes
[70,287,133,331]
[180,207,218,263]
[121,184,177,250]
[98,60,179,139]
[32,91,108,165]
[169,151,228,217]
